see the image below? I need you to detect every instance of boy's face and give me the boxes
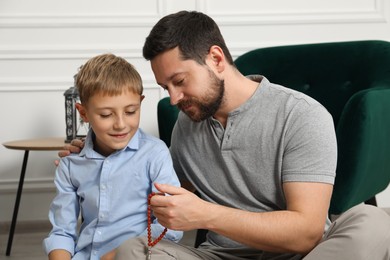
[76,89,143,156]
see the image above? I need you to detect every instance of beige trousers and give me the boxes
[114,205,390,260]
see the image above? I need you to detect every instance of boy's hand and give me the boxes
[101,249,117,260]
[48,249,71,260]
[54,139,85,166]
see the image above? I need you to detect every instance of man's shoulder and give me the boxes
[262,80,330,116]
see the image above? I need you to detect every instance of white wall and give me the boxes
[1,0,390,222]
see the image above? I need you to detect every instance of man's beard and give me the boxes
[178,70,225,122]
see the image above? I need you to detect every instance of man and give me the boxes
[62,11,390,259]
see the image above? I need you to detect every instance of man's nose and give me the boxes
[169,88,184,105]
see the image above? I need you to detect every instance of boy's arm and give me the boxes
[48,249,71,260]
[44,161,79,256]
[146,144,184,242]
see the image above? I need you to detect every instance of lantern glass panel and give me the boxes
[64,85,88,142]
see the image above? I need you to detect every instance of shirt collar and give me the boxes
[79,128,140,159]
[225,75,266,117]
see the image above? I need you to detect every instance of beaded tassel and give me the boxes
[147,192,168,259]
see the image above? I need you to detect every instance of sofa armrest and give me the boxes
[330,86,390,214]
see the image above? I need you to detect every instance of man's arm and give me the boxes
[151,182,332,255]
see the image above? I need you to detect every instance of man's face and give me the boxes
[151,47,224,122]
[77,89,143,156]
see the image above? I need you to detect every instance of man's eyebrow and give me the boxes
[157,72,184,86]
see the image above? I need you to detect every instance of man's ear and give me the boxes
[75,103,89,123]
[208,45,225,73]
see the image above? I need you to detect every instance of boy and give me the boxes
[43,54,182,260]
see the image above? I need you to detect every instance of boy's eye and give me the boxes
[100,114,111,118]
[126,110,136,115]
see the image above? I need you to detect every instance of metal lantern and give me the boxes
[64,75,88,142]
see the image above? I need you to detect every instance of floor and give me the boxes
[0,231,48,260]
[0,228,197,259]
[3,208,389,259]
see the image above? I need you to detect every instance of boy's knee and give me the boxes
[115,237,148,260]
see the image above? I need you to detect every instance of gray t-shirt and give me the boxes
[170,75,337,250]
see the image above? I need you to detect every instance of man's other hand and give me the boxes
[54,139,85,166]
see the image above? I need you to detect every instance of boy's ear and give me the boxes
[75,103,89,123]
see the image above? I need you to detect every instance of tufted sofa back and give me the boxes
[234,40,390,127]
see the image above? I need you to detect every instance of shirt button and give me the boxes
[101,185,106,190]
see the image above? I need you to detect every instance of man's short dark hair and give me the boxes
[143,11,234,65]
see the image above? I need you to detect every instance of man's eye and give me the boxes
[174,79,184,86]
[100,114,111,118]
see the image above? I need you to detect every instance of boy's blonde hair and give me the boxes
[76,53,143,104]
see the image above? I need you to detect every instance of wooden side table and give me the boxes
[2,137,66,256]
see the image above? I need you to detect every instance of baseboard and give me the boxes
[0,182,56,222]
[0,178,55,193]
[0,220,51,234]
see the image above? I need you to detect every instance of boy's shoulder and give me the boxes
[57,152,83,169]
[138,128,167,147]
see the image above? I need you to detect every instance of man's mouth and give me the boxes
[178,101,192,111]
[181,104,192,111]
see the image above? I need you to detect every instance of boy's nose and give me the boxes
[114,115,125,129]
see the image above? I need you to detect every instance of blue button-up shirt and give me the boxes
[43,129,182,259]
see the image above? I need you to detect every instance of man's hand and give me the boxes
[54,139,85,166]
[150,183,211,231]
